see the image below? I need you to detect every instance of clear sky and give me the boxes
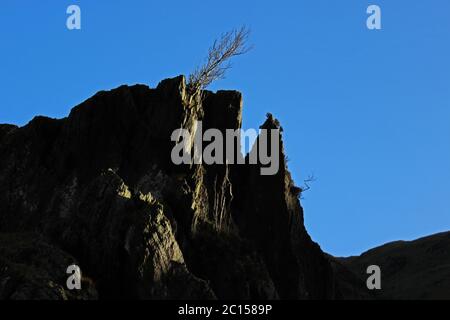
[1,0,449,256]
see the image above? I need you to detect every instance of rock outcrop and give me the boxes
[0,75,340,299]
[2,75,449,300]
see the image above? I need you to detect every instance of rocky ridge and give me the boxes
[3,76,448,300]
[0,76,338,299]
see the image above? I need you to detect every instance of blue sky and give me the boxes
[1,0,449,256]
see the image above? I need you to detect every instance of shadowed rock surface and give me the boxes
[0,76,448,300]
[0,76,336,299]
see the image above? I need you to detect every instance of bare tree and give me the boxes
[187,26,252,95]
[301,174,316,194]
[291,174,317,199]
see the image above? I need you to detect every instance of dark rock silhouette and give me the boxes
[0,76,448,300]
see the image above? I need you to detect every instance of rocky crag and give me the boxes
[0,75,341,299]
[1,76,448,300]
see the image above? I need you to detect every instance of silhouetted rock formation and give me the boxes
[0,76,336,299]
[0,76,448,300]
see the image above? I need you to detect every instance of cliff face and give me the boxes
[0,76,337,299]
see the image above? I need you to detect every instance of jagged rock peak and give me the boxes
[0,76,338,300]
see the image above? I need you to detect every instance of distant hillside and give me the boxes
[336,231,450,299]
